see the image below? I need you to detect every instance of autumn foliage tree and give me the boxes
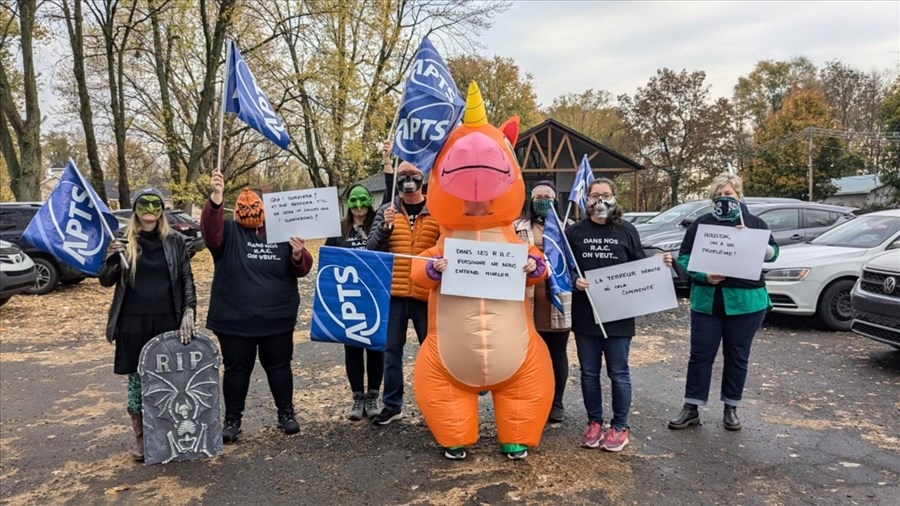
[447,54,541,129]
[744,87,840,200]
[618,68,733,208]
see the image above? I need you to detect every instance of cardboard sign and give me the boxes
[440,238,528,301]
[686,224,770,281]
[585,256,679,322]
[262,187,341,243]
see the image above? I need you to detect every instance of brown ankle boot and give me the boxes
[128,409,144,462]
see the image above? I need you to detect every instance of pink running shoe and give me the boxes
[580,421,605,448]
[601,427,630,452]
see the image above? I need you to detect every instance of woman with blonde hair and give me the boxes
[99,188,196,462]
[668,173,778,432]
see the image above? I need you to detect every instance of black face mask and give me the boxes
[396,173,424,194]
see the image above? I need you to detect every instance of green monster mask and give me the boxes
[135,195,163,218]
[347,186,373,210]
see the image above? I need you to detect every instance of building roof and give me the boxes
[830,174,885,196]
[515,118,646,172]
[356,172,386,194]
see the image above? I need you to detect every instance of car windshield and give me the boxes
[646,202,699,224]
[810,215,900,248]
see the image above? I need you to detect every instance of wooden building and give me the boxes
[515,119,646,214]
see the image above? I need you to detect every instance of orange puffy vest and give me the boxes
[388,206,441,300]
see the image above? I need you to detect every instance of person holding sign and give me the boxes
[324,185,384,421]
[514,181,574,423]
[367,162,441,426]
[99,188,197,462]
[201,169,313,443]
[566,178,673,452]
[668,173,778,432]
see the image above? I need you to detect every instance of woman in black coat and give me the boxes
[99,188,196,462]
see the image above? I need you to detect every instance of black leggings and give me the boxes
[344,345,384,393]
[217,332,294,419]
[539,330,570,409]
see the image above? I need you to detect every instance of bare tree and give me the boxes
[57,0,107,202]
[0,0,42,201]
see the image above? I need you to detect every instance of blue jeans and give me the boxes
[684,310,766,407]
[382,296,428,411]
[574,333,632,431]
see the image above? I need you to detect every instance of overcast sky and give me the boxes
[470,0,899,107]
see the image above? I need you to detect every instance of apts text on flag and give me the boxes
[310,247,394,351]
[224,40,290,149]
[22,161,119,276]
[391,36,465,175]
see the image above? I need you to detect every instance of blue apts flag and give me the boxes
[224,40,290,149]
[22,161,119,276]
[310,247,394,351]
[542,208,577,312]
[391,36,466,176]
[570,154,596,214]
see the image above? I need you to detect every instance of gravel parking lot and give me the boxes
[1,248,897,505]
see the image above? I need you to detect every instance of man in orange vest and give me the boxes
[367,157,441,426]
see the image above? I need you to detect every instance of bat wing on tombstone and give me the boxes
[184,363,217,419]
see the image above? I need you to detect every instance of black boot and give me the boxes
[548,403,564,423]
[127,409,144,462]
[347,392,365,421]
[278,408,300,435]
[723,405,741,431]
[223,416,242,444]
[668,403,700,429]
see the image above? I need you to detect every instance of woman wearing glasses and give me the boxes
[99,188,197,462]
[566,178,672,453]
[325,185,384,421]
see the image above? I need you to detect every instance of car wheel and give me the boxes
[816,278,855,331]
[24,257,60,295]
[0,296,9,306]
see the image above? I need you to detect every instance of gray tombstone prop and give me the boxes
[137,331,222,465]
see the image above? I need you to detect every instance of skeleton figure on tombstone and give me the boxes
[139,331,223,465]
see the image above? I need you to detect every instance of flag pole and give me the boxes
[551,205,607,338]
[215,39,233,174]
[68,159,129,271]
[385,62,413,227]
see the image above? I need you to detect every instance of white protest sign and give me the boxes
[686,224,770,281]
[440,238,528,301]
[262,187,341,244]
[585,256,679,322]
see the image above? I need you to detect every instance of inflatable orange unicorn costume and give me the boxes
[411,82,554,460]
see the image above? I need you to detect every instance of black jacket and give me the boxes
[99,234,196,343]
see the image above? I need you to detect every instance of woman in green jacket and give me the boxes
[668,173,778,431]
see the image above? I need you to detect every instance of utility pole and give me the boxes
[807,127,813,202]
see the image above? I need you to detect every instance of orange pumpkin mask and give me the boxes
[235,188,265,228]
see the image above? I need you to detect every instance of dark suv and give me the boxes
[0,202,89,294]
[113,209,205,257]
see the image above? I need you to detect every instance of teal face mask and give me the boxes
[531,198,552,219]
[712,196,740,221]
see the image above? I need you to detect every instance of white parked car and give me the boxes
[763,209,900,330]
[0,240,38,306]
